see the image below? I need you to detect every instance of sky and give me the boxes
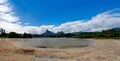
[10,0,120,26]
[0,0,120,34]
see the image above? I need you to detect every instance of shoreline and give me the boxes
[0,39,120,61]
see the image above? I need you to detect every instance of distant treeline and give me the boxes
[0,28,32,38]
[73,30,120,39]
[32,29,120,39]
[1,28,120,39]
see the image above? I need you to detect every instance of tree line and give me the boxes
[75,29,120,39]
[36,29,120,39]
[1,28,120,39]
[0,28,32,38]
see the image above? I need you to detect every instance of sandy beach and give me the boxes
[0,39,120,61]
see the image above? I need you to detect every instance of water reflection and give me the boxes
[15,38,93,49]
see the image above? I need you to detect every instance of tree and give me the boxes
[0,28,7,37]
[8,32,21,38]
[0,28,5,34]
[23,33,32,38]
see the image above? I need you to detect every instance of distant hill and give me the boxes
[110,28,120,31]
[41,30,55,36]
[56,31,65,34]
[72,32,82,34]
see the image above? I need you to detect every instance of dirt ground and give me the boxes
[0,39,120,61]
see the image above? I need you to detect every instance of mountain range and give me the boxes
[41,28,120,36]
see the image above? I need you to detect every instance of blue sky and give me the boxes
[10,0,120,26]
[0,0,120,34]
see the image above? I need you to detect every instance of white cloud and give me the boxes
[23,25,54,34]
[0,0,7,4]
[0,4,11,13]
[52,9,120,33]
[0,0,19,23]
[0,0,120,34]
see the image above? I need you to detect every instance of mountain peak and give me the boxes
[42,29,54,36]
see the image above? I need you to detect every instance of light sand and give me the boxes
[0,39,120,61]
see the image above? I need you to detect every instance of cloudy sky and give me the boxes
[0,0,120,34]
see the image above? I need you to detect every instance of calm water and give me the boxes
[15,38,93,48]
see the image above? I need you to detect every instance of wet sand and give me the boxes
[0,39,120,61]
